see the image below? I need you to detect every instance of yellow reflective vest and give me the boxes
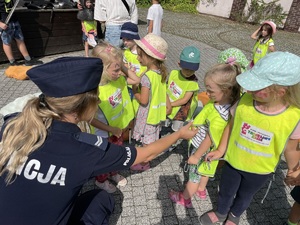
[225,93,300,174]
[252,38,274,64]
[138,70,167,125]
[167,70,199,120]
[97,76,134,132]
[192,102,230,177]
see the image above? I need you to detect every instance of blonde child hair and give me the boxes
[92,41,123,84]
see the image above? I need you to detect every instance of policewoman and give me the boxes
[0,57,197,225]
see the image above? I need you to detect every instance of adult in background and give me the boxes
[0,57,197,225]
[94,0,138,47]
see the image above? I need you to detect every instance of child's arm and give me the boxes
[121,63,140,85]
[148,20,153,34]
[90,118,122,138]
[81,21,88,36]
[268,45,275,52]
[250,26,261,40]
[188,134,212,165]
[205,119,233,161]
[170,91,193,107]
[285,167,300,186]
[284,139,300,173]
[133,85,150,106]
[166,94,172,115]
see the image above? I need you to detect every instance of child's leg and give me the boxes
[15,39,30,58]
[218,163,270,217]
[3,43,14,61]
[195,176,209,199]
[84,41,89,57]
[183,180,200,199]
[287,186,300,225]
[288,201,300,225]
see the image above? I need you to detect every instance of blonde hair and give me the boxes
[137,46,168,83]
[0,89,98,184]
[205,63,242,105]
[92,41,123,85]
[269,83,300,108]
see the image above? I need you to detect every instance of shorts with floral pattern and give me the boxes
[1,21,24,45]
[188,147,202,183]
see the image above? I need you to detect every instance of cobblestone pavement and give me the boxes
[0,7,300,225]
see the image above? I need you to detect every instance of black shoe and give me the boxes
[9,61,21,66]
[25,58,43,66]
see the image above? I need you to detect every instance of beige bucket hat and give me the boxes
[134,33,168,61]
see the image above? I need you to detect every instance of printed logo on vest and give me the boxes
[169,81,182,99]
[109,88,122,108]
[240,122,273,146]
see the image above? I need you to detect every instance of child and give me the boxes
[90,41,140,192]
[77,0,97,57]
[199,51,300,225]
[121,22,147,98]
[147,0,163,36]
[0,0,43,66]
[169,63,241,208]
[131,33,169,171]
[167,46,200,132]
[250,21,276,67]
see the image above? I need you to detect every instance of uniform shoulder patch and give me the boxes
[74,132,108,150]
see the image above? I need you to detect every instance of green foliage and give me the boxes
[233,0,287,27]
[136,0,200,14]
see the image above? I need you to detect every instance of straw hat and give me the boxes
[134,33,168,61]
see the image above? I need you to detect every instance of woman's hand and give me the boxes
[178,121,198,140]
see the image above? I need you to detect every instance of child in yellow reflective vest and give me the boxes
[169,62,242,208]
[200,52,300,225]
[90,41,140,193]
[131,33,170,171]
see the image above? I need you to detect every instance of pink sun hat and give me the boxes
[134,33,168,61]
[262,21,276,34]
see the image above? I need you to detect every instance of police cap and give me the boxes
[27,57,103,97]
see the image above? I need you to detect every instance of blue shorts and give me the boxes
[1,21,24,45]
[104,24,123,47]
[291,186,300,204]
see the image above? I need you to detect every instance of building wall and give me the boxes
[197,0,299,32]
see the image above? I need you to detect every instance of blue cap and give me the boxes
[236,52,300,91]
[180,46,200,71]
[121,22,140,40]
[27,57,103,97]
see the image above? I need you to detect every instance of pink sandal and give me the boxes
[169,190,193,208]
[130,162,150,171]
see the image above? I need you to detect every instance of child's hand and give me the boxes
[0,22,7,30]
[178,121,198,140]
[285,168,300,186]
[188,154,199,165]
[111,127,122,138]
[94,31,97,36]
[205,150,223,162]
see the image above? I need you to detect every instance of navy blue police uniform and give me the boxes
[0,57,137,225]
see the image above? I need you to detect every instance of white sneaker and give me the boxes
[95,180,117,193]
[110,174,128,187]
